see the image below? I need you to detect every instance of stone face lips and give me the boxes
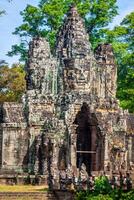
[0,5,133,178]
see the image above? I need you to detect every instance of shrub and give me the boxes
[121,191,134,200]
[94,176,112,195]
[86,194,112,200]
[75,191,88,200]
[75,190,134,200]
[110,189,122,200]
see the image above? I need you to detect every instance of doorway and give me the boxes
[74,103,104,174]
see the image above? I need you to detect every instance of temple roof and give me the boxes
[56,5,91,60]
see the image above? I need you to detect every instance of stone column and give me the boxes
[70,125,78,174]
[52,142,59,188]
[128,136,132,164]
[104,132,109,171]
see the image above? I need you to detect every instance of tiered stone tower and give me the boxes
[56,5,97,94]
[0,5,134,183]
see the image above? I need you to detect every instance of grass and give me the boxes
[1,198,45,200]
[0,184,48,192]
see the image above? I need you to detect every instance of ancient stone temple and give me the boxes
[0,5,134,183]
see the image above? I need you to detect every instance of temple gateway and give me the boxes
[0,5,134,184]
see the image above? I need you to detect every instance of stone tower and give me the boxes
[95,44,117,98]
[56,5,91,59]
[0,4,133,184]
[24,38,58,174]
[26,37,57,94]
[56,5,94,94]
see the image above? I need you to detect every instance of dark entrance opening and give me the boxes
[74,102,104,175]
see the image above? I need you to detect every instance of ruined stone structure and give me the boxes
[0,5,134,182]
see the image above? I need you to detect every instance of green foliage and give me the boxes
[75,191,87,200]
[75,191,112,200]
[110,189,123,200]
[121,191,134,200]
[76,190,134,200]
[7,42,28,62]
[0,64,26,102]
[94,176,112,195]
[110,12,134,112]
[117,67,134,112]
[75,177,134,200]
[14,5,47,37]
[87,194,112,200]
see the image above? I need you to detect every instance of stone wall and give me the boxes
[0,103,28,172]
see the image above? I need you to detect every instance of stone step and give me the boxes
[0,191,75,200]
[0,192,53,200]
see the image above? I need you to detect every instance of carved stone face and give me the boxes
[64,68,89,91]
[64,69,76,90]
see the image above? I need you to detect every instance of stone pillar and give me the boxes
[91,125,97,171]
[104,133,109,171]
[52,142,59,185]
[69,125,78,174]
[128,136,132,164]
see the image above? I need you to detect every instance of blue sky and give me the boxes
[0,0,134,66]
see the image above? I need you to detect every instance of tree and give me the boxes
[0,64,26,102]
[98,12,134,112]
[116,12,134,112]
[8,0,118,61]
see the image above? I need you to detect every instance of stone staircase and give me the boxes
[0,191,74,200]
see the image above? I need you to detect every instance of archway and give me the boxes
[74,103,104,175]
